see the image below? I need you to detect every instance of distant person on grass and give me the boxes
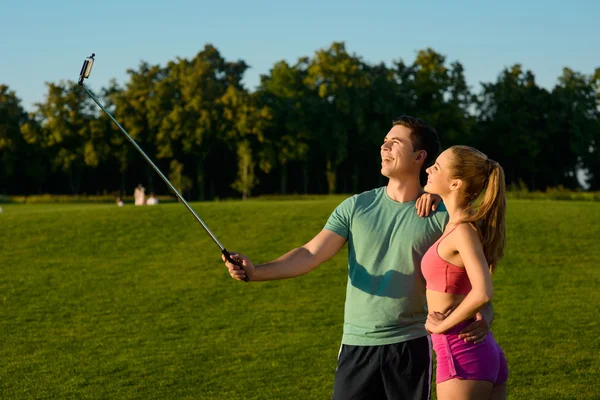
[421,146,508,400]
[146,193,159,205]
[134,184,145,206]
[223,115,493,400]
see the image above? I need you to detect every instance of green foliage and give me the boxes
[155,45,250,200]
[167,159,192,197]
[2,43,600,196]
[20,81,108,194]
[305,42,371,193]
[231,140,258,199]
[0,85,29,192]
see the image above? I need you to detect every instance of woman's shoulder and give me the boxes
[453,222,480,240]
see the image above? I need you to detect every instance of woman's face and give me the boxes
[424,149,454,196]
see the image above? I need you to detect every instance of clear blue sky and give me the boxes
[2,0,599,111]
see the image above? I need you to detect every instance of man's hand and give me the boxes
[459,312,489,344]
[416,193,442,217]
[222,252,255,282]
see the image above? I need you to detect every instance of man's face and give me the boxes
[380,125,424,179]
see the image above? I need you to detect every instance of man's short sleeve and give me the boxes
[432,202,450,232]
[324,196,355,239]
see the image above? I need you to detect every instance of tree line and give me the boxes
[1,42,599,199]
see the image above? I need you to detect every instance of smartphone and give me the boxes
[78,53,95,85]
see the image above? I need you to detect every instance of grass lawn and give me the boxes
[0,198,597,399]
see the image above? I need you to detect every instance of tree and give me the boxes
[155,44,249,200]
[552,67,600,189]
[255,59,311,194]
[395,49,475,147]
[230,140,257,199]
[304,42,370,194]
[475,65,554,189]
[4,43,600,196]
[111,62,168,195]
[0,85,28,193]
[21,81,105,194]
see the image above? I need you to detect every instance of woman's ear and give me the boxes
[450,179,463,191]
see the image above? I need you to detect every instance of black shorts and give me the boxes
[332,336,432,400]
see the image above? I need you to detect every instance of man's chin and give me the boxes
[381,168,395,179]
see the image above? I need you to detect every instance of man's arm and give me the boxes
[223,229,347,282]
[455,302,494,343]
[478,302,494,327]
[415,193,442,217]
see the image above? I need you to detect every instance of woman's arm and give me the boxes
[426,223,494,334]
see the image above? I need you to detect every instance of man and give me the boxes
[223,115,490,399]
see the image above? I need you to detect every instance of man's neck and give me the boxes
[385,177,423,203]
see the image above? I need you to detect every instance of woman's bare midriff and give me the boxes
[426,289,466,315]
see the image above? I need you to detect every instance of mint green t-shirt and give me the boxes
[325,187,448,346]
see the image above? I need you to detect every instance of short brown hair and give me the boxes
[392,115,441,183]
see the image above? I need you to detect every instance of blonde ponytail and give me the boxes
[450,147,507,272]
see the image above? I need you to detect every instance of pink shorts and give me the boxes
[431,320,508,385]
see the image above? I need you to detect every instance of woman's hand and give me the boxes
[425,311,447,334]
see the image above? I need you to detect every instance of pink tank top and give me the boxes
[422,227,472,295]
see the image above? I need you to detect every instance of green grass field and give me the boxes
[0,198,598,399]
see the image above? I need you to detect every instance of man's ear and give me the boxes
[415,150,427,163]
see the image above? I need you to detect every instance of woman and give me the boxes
[421,145,508,400]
